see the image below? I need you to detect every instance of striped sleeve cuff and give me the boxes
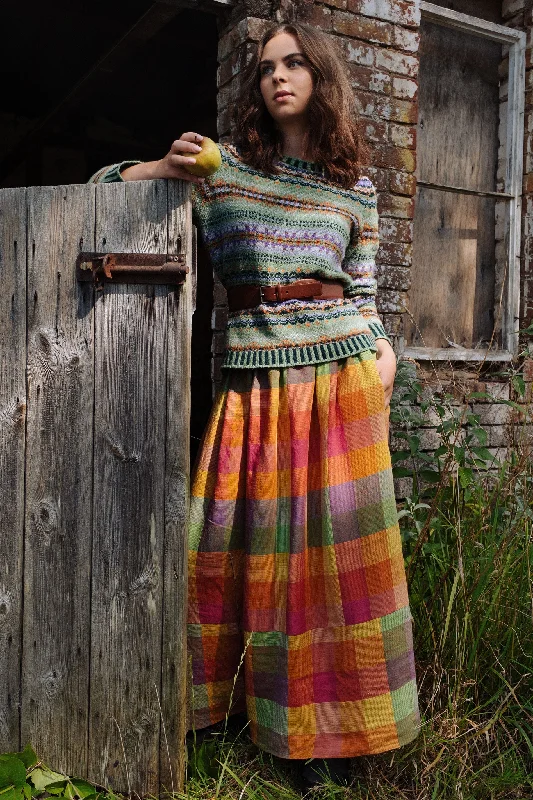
[368,320,393,346]
[88,161,142,184]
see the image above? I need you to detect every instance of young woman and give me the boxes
[91,21,420,789]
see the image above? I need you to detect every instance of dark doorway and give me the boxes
[0,0,221,456]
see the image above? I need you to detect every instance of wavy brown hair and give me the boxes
[232,22,368,189]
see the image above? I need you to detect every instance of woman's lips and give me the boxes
[274,93,293,101]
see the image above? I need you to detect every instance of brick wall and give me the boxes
[212,0,532,474]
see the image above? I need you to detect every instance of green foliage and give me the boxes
[0,748,118,800]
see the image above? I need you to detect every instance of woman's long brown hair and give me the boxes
[232,22,368,189]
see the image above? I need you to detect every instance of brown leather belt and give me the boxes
[227,278,344,312]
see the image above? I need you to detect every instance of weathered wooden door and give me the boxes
[0,180,194,795]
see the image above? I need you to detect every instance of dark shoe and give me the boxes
[300,757,351,789]
[186,711,248,746]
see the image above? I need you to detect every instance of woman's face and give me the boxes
[259,32,314,127]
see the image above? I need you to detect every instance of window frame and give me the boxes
[403,1,526,363]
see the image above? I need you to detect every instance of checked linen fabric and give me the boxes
[187,352,420,759]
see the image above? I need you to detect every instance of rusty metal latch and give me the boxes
[77,252,189,288]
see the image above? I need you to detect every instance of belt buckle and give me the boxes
[259,285,267,303]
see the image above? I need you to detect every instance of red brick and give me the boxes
[375,48,418,77]
[333,11,393,44]
[523,172,533,193]
[218,80,239,110]
[306,4,333,30]
[388,97,418,124]
[361,165,389,191]
[213,278,227,306]
[354,90,382,118]
[218,18,268,62]
[389,170,417,195]
[211,306,228,330]
[217,47,246,88]
[325,0,347,8]
[523,357,533,382]
[376,287,407,314]
[372,143,415,171]
[217,107,232,138]
[379,241,412,266]
[344,39,376,65]
[379,216,413,242]
[390,122,416,148]
[348,64,391,94]
[363,119,388,141]
[393,25,419,53]
[347,0,420,28]
[376,263,411,290]
[212,355,224,385]
[392,76,418,100]
[378,192,415,218]
[212,331,226,355]
[380,312,402,336]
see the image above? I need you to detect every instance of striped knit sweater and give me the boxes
[91,143,391,369]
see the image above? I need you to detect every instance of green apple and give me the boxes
[184,137,222,177]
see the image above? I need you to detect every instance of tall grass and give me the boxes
[182,358,533,799]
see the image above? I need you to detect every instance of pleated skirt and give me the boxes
[187,350,420,759]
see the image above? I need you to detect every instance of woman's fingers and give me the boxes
[152,133,208,183]
[171,133,204,155]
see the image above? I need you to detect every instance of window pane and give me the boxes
[416,20,501,192]
[406,190,497,348]
[408,19,504,349]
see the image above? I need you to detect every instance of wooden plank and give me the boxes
[159,181,193,793]
[416,181,513,200]
[504,36,526,356]
[408,188,496,348]
[22,184,95,774]
[89,180,171,795]
[409,20,500,349]
[420,1,524,43]
[416,20,501,193]
[402,347,513,362]
[0,188,27,751]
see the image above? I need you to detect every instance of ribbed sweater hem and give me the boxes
[222,332,378,369]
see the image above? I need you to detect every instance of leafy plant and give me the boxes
[0,746,120,800]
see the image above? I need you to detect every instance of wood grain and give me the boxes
[409,19,500,348]
[22,184,95,774]
[0,188,27,751]
[89,179,178,796]
[408,189,496,348]
[159,180,193,793]
[2,179,191,794]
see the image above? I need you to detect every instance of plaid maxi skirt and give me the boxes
[187,350,420,759]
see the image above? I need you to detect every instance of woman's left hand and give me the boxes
[375,339,396,408]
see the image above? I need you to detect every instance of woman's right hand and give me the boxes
[121,132,207,184]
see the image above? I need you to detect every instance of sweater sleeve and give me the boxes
[87,161,142,183]
[341,178,392,345]
[87,161,205,231]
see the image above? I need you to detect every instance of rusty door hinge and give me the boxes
[77,252,189,288]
